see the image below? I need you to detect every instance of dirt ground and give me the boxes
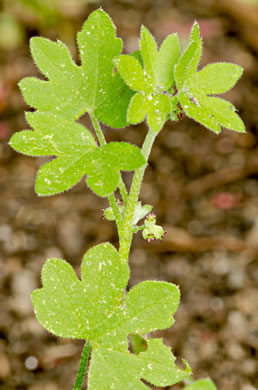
[0,0,258,389]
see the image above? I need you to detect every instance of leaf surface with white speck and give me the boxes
[115,25,179,132]
[16,9,134,130]
[175,22,245,133]
[77,9,134,127]
[32,243,190,389]
[10,112,145,197]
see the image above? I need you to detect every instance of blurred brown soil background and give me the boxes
[0,0,258,389]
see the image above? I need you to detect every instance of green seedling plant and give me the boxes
[9,8,245,390]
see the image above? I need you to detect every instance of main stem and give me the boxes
[90,112,157,262]
[119,128,157,262]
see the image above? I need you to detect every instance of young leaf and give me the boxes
[155,33,180,90]
[127,92,171,132]
[115,25,182,132]
[140,26,158,87]
[147,94,172,132]
[10,112,146,197]
[184,378,217,390]
[114,55,148,92]
[175,21,245,133]
[131,50,144,67]
[174,22,202,90]
[32,242,190,389]
[127,92,147,124]
[190,21,201,42]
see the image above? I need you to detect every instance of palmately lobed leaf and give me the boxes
[32,242,190,389]
[89,339,190,389]
[10,109,146,197]
[178,86,245,134]
[9,9,152,199]
[84,142,146,197]
[175,21,245,134]
[32,243,129,340]
[20,38,87,120]
[19,9,134,128]
[9,111,96,157]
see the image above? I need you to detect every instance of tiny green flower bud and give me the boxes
[102,207,115,221]
[102,200,124,221]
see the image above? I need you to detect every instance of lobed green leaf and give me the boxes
[20,40,86,120]
[175,21,245,133]
[32,242,189,389]
[179,89,245,133]
[19,9,134,128]
[89,339,190,389]
[84,142,146,197]
[10,112,146,197]
[32,243,129,340]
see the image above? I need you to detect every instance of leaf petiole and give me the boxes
[73,341,91,390]
[90,112,106,146]
[132,225,145,233]
[89,113,128,231]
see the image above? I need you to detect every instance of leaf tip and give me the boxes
[190,20,201,41]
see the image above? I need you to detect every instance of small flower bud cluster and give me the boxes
[142,212,166,242]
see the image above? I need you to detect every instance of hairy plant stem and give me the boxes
[118,177,129,206]
[90,112,106,146]
[119,128,157,262]
[90,113,128,232]
[73,341,91,390]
